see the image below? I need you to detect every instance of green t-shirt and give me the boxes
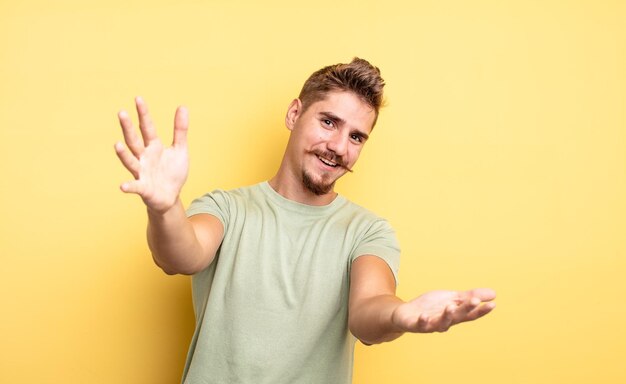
[182,181,400,384]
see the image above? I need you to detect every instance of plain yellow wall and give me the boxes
[1,0,624,383]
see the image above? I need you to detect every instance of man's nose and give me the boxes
[327,131,348,156]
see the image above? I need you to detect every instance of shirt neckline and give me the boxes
[259,181,346,215]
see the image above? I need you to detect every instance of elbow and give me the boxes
[157,262,197,276]
[348,314,378,346]
[349,328,378,346]
[350,326,399,346]
[349,310,403,346]
[352,332,376,346]
[152,256,182,276]
[160,266,179,275]
[156,260,179,275]
[151,251,195,275]
[156,258,205,276]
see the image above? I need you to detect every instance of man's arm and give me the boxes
[146,202,223,275]
[348,255,496,345]
[115,97,223,275]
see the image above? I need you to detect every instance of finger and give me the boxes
[455,296,481,316]
[172,106,189,148]
[466,288,497,302]
[120,179,145,196]
[465,301,496,321]
[135,96,157,145]
[114,142,141,179]
[416,314,429,332]
[437,304,456,332]
[118,110,144,157]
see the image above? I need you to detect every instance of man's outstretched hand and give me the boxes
[391,288,496,333]
[115,97,189,214]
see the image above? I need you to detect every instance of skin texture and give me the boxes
[115,97,222,274]
[269,92,375,206]
[115,92,496,345]
[349,256,496,344]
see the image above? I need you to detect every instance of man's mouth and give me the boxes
[317,155,339,168]
[315,153,353,172]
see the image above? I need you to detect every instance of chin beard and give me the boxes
[302,170,335,196]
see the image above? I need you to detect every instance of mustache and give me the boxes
[312,150,353,173]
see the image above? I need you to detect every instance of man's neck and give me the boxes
[268,171,338,206]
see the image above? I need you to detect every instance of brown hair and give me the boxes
[298,57,385,125]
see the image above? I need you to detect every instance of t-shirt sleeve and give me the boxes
[351,219,401,285]
[186,189,231,228]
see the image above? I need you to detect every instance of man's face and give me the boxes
[285,91,376,195]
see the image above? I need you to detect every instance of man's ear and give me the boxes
[285,98,303,131]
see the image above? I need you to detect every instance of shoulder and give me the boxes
[186,182,266,218]
[337,197,392,229]
[191,182,265,203]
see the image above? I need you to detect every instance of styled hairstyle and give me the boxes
[298,57,385,125]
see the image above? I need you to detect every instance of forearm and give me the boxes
[146,198,205,275]
[349,294,406,345]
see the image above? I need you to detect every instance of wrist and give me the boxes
[389,301,411,333]
[146,197,182,218]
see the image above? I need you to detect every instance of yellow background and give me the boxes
[1,0,624,383]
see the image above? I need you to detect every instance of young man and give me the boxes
[115,58,496,383]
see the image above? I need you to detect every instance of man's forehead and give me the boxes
[307,91,376,130]
[310,91,371,109]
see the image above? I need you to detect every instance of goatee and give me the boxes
[302,170,335,196]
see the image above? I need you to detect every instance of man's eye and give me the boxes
[323,119,334,127]
[351,134,363,143]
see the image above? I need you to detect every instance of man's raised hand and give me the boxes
[115,97,189,214]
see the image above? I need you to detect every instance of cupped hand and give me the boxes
[391,288,496,333]
[115,97,189,213]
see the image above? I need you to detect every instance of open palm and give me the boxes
[115,97,189,213]
[392,288,496,333]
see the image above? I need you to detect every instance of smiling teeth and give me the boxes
[318,156,338,167]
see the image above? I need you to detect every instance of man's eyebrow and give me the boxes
[354,129,370,141]
[319,111,345,125]
[319,111,370,140]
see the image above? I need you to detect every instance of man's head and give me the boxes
[298,57,385,128]
[279,58,386,199]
